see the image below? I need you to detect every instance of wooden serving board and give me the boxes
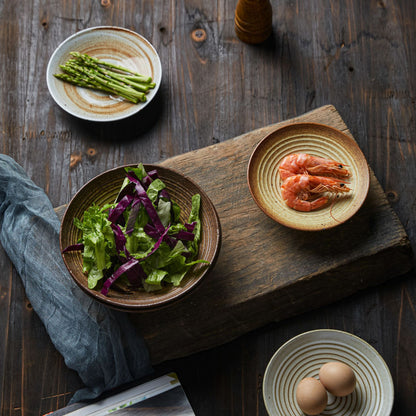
[133,105,413,364]
[58,105,413,364]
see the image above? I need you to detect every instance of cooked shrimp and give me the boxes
[281,174,351,212]
[279,153,350,180]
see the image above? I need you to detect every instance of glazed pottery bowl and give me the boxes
[263,329,394,416]
[46,26,162,122]
[247,123,370,231]
[60,164,221,311]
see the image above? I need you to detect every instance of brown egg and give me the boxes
[319,361,356,397]
[295,377,327,415]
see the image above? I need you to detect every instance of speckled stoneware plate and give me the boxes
[60,164,221,311]
[46,26,162,122]
[247,123,370,231]
[263,329,394,416]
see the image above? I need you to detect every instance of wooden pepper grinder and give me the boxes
[234,0,273,44]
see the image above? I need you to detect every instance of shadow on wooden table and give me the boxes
[67,89,164,143]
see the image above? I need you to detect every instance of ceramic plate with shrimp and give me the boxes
[247,123,370,231]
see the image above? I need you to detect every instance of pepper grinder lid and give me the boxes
[234,0,273,44]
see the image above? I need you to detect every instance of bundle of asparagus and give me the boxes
[54,52,155,104]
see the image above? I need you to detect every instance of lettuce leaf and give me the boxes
[73,204,116,289]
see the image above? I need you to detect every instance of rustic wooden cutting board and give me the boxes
[57,105,413,364]
[130,105,413,364]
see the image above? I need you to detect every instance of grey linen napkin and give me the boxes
[0,154,153,403]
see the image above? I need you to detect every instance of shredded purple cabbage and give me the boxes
[126,172,166,234]
[147,169,158,179]
[101,224,171,294]
[110,223,128,256]
[101,257,140,296]
[123,261,146,286]
[143,223,160,239]
[159,189,170,200]
[125,199,141,234]
[108,194,134,223]
[142,175,152,189]
[143,224,171,260]
[172,230,195,241]
[185,221,196,232]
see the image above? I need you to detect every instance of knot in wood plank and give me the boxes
[191,28,207,43]
[87,148,97,158]
[386,190,399,203]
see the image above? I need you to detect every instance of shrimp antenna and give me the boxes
[329,194,342,223]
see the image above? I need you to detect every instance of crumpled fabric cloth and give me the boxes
[0,154,153,404]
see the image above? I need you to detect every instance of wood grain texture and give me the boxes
[1,0,415,415]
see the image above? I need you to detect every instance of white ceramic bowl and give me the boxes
[263,329,394,416]
[46,26,162,122]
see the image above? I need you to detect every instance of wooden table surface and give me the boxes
[1,1,415,415]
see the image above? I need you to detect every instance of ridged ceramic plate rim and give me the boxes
[46,26,162,122]
[59,164,221,311]
[263,329,394,416]
[247,123,370,231]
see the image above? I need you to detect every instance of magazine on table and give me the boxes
[44,372,196,415]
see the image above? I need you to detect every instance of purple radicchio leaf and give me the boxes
[101,257,140,296]
[101,225,172,295]
[110,223,127,255]
[108,194,134,224]
[185,221,197,232]
[125,198,141,235]
[126,172,165,234]
[171,230,195,241]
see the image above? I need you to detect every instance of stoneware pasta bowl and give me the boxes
[60,164,221,311]
[263,329,394,416]
[46,26,162,122]
[247,123,370,231]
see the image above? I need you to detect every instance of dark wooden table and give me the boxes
[1,1,415,415]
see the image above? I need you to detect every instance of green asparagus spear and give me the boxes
[53,51,155,104]
[54,72,141,104]
[70,52,153,83]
